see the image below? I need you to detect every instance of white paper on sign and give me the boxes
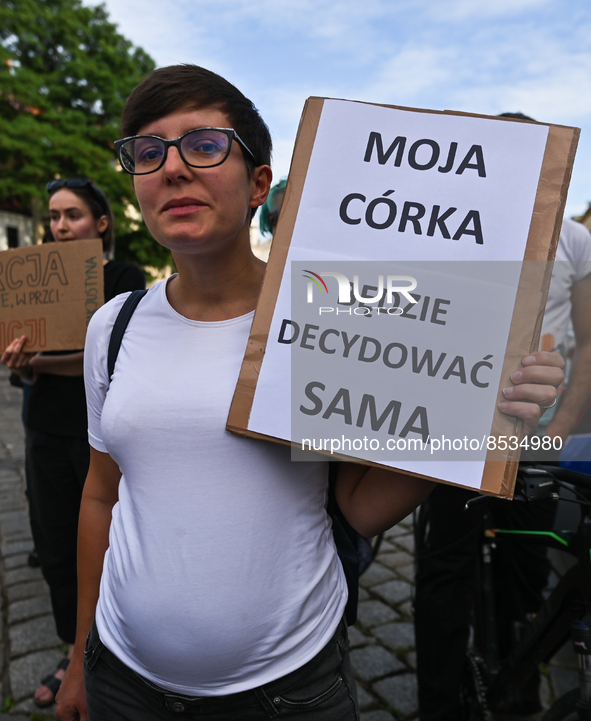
[246,99,550,489]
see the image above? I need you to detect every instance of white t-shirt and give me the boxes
[541,218,591,353]
[537,219,591,424]
[84,278,347,695]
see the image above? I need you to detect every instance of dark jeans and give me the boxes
[414,484,556,721]
[84,619,359,720]
[26,429,89,644]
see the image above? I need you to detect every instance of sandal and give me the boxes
[34,657,70,707]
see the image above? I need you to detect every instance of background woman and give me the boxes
[0,177,145,707]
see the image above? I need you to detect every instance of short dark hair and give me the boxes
[47,179,115,253]
[121,64,272,175]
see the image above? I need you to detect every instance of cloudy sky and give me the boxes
[88,0,590,217]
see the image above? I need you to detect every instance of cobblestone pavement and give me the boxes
[0,369,63,720]
[0,365,579,720]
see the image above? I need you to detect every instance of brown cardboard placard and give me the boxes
[0,238,104,352]
[227,98,579,497]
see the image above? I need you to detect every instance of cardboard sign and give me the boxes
[227,98,579,497]
[0,238,104,352]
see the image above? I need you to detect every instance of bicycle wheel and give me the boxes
[460,653,493,721]
[542,688,580,721]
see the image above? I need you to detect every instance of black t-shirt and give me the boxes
[103,261,146,302]
[26,261,146,437]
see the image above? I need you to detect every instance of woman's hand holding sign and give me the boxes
[499,351,565,435]
[1,335,36,379]
[337,351,565,537]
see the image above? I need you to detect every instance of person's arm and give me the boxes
[55,447,121,721]
[30,351,84,377]
[336,462,435,538]
[336,350,565,537]
[2,335,84,377]
[545,274,591,440]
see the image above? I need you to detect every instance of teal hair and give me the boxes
[259,178,287,236]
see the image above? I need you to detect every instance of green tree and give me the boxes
[0,0,171,270]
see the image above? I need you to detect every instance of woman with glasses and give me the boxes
[0,178,144,708]
[54,66,564,721]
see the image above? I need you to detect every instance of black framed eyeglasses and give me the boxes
[114,127,256,176]
[46,177,109,213]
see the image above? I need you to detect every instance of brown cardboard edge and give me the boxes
[225,422,450,485]
[479,261,551,497]
[227,98,326,431]
[226,421,509,494]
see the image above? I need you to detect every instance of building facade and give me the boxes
[0,210,34,251]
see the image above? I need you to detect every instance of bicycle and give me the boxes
[466,464,591,720]
[414,463,591,721]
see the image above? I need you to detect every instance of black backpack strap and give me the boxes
[107,289,148,381]
[327,462,360,625]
